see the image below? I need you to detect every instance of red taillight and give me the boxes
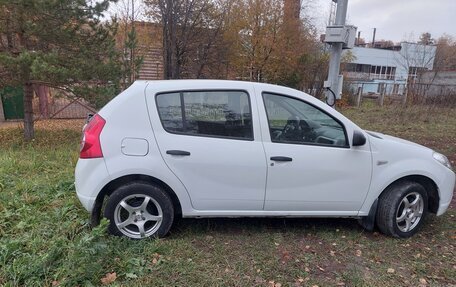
[80,114,106,159]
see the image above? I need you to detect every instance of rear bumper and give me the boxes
[75,158,111,212]
[436,169,455,216]
[76,193,96,212]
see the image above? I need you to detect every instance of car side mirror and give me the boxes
[352,130,366,146]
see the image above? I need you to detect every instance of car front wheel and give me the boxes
[104,182,174,239]
[376,181,428,238]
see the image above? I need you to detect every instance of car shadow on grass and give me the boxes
[166,212,450,240]
[170,216,368,237]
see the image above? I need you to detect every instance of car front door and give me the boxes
[258,91,372,215]
[146,86,267,211]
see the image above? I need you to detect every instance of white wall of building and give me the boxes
[343,42,437,94]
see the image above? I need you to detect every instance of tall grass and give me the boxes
[0,108,454,286]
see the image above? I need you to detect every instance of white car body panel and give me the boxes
[145,82,267,211]
[75,158,110,211]
[253,83,372,213]
[76,82,194,213]
[358,132,455,216]
[74,80,455,220]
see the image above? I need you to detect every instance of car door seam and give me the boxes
[252,83,270,210]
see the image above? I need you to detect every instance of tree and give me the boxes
[111,0,145,89]
[434,34,456,71]
[221,0,324,90]
[418,32,434,45]
[374,40,395,49]
[222,0,283,81]
[145,0,229,79]
[0,0,121,140]
[396,42,436,81]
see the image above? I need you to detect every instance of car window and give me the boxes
[156,92,184,132]
[263,92,347,147]
[156,90,253,140]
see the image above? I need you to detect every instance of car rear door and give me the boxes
[146,82,267,211]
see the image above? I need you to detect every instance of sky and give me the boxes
[312,0,456,43]
[106,0,456,43]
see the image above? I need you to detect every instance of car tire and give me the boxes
[104,182,174,239]
[376,181,428,238]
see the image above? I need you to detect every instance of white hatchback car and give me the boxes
[75,80,455,239]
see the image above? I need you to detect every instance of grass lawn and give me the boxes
[0,103,455,286]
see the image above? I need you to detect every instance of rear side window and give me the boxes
[156,90,253,140]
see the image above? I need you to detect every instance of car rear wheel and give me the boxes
[376,181,428,238]
[104,182,174,239]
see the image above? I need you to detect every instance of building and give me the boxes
[126,22,164,81]
[412,70,456,98]
[343,42,437,95]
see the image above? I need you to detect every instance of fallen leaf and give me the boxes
[419,278,427,285]
[297,278,304,282]
[268,281,282,287]
[100,272,117,285]
[305,267,310,272]
[387,268,395,274]
[255,277,265,284]
[330,250,335,256]
[51,281,59,286]
[356,250,362,257]
[152,253,161,265]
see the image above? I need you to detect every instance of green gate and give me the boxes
[0,86,24,119]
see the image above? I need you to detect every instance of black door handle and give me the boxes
[270,156,292,162]
[166,150,191,156]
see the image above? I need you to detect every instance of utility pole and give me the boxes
[324,0,355,108]
[372,27,376,47]
[131,0,136,82]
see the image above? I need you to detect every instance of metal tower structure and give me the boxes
[323,0,357,107]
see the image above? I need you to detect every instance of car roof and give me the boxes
[137,79,300,94]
